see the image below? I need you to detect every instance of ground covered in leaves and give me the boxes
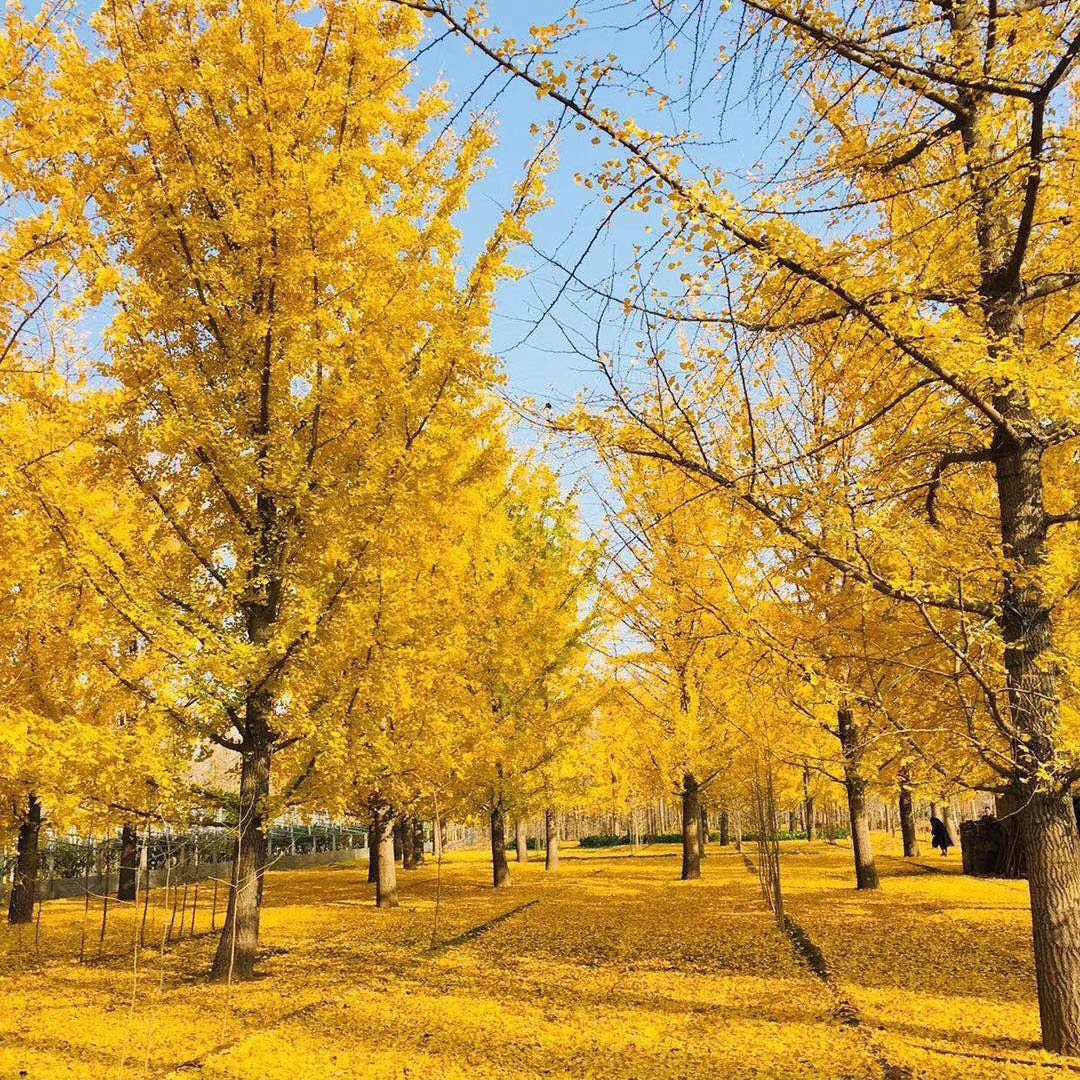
[0,838,1071,1079]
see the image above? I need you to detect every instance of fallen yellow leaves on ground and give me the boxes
[780,836,1068,1078]
[0,841,1071,1078]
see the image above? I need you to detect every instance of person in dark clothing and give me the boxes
[930,816,951,856]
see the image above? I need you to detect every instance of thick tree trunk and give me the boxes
[117,822,139,903]
[490,805,510,887]
[992,420,1080,1053]
[515,818,528,863]
[210,731,271,980]
[837,706,879,890]
[802,765,814,841]
[719,808,729,846]
[7,794,41,925]
[544,808,559,872]
[1021,792,1080,1054]
[681,773,701,880]
[898,768,920,858]
[376,810,398,909]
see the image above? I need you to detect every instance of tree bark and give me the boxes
[514,818,528,863]
[412,817,425,866]
[992,410,1080,1053]
[1021,792,1080,1054]
[210,726,271,980]
[698,805,708,858]
[943,801,961,849]
[432,814,442,860]
[209,477,284,982]
[401,816,417,869]
[718,808,729,846]
[393,819,405,864]
[367,806,380,884]
[681,773,701,880]
[117,822,139,903]
[802,765,814,841]
[490,805,510,887]
[376,809,398,909]
[544,807,559,872]
[898,767,920,858]
[7,794,41,925]
[837,705,879,890]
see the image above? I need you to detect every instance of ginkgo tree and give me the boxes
[299,421,516,909]
[602,455,750,880]
[5,0,545,979]
[446,459,602,887]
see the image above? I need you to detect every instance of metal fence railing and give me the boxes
[1,820,369,908]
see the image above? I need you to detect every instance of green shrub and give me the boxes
[578,834,631,848]
[578,828,850,848]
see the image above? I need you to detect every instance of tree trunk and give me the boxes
[544,807,559,872]
[992,418,1080,1053]
[393,819,404,864]
[719,808,729,846]
[117,822,139,903]
[412,817,425,866]
[515,818,528,863]
[401,817,417,870]
[698,805,708,858]
[943,801,961,849]
[433,814,442,860]
[367,806,381,884]
[802,765,814,841]
[490,805,510,887]
[376,809,398,909]
[210,489,284,982]
[210,730,271,981]
[7,794,41,925]
[837,706,879,890]
[1021,792,1080,1054]
[898,768,920,857]
[681,773,701,880]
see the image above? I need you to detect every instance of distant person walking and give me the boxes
[930,816,951,856]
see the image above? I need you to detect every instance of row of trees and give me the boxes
[391,0,1080,1055]
[0,0,601,982]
